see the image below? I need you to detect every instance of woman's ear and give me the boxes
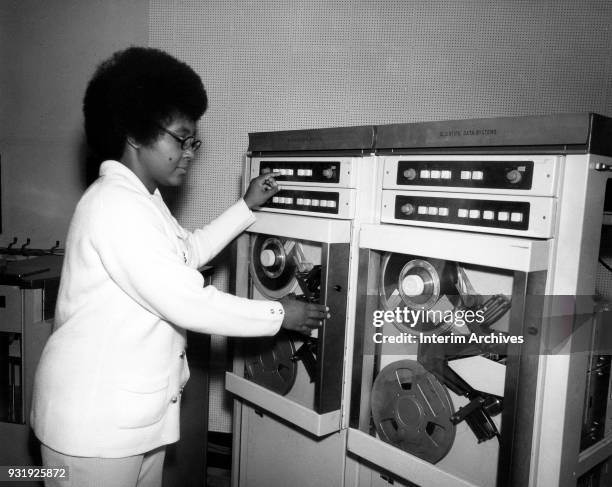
[126,136,140,149]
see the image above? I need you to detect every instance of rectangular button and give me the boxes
[311,199,319,206]
[428,206,438,215]
[327,200,336,208]
[469,209,480,219]
[320,200,327,207]
[483,210,494,220]
[498,212,509,221]
[430,170,441,179]
[441,170,452,179]
[304,169,313,176]
[297,198,304,205]
[303,199,311,205]
[418,206,428,214]
[472,171,484,180]
[420,170,431,179]
[285,198,293,205]
[458,209,468,218]
[272,196,279,203]
[297,169,305,176]
[460,171,471,180]
[438,207,449,216]
[286,169,294,176]
[511,212,523,222]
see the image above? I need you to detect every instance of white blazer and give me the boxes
[31,160,283,458]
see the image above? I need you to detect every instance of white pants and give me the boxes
[40,444,166,487]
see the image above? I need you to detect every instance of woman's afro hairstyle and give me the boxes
[83,46,207,161]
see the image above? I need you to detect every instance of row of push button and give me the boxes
[269,168,314,176]
[418,169,452,179]
[460,170,484,180]
[417,206,449,216]
[416,205,523,222]
[415,169,484,180]
[457,209,523,222]
[272,196,337,208]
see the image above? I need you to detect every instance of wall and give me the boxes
[0,0,149,248]
[149,0,612,433]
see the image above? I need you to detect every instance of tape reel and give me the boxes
[244,331,298,395]
[380,253,458,334]
[250,235,299,299]
[371,359,456,464]
[250,234,319,300]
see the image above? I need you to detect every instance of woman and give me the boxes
[30,46,327,487]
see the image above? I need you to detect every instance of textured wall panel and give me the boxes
[150,0,612,432]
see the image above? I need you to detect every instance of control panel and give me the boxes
[259,187,355,219]
[381,190,555,238]
[382,155,559,196]
[393,194,530,230]
[251,157,358,188]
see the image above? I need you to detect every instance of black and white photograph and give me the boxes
[1,1,612,486]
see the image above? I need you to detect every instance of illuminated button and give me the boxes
[460,171,471,180]
[297,198,304,205]
[428,206,438,215]
[511,212,523,222]
[441,170,452,179]
[472,171,484,180]
[418,206,428,214]
[261,167,271,174]
[280,169,288,175]
[272,196,279,203]
[285,197,294,205]
[430,170,441,179]
[303,199,311,205]
[458,209,468,218]
[420,170,431,179]
[438,207,449,216]
[304,169,313,176]
[311,199,319,206]
[483,210,495,220]
[286,169,294,176]
[327,200,337,208]
[297,169,305,176]
[320,200,328,207]
[469,209,480,219]
[498,212,509,221]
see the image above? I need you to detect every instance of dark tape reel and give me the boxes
[250,234,298,299]
[371,360,456,464]
[380,253,458,334]
[244,330,298,395]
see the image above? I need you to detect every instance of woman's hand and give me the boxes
[243,173,281,209]
[279,295,330,335]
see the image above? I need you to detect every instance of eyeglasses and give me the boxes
[159,126,202,152]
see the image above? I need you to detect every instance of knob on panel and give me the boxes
[505,169,522,184]
[403,168,417,180]
[322,167,336,179]
[401,203,415,216]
